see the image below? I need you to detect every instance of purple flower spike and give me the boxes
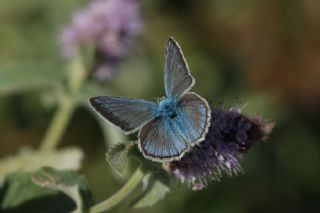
[60,0,144,80]
[165,107,274,190]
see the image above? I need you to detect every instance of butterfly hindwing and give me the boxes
[89,96,158,134]
[138,116,189,161]
[164,37,195,98]
[176,92,211,143]
[138,92,211,161]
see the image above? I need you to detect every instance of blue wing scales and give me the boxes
[176,92,211,142]
[138,117,188,161]
[138,92,211,161]
[164,37,195,98]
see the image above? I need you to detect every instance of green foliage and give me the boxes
[0,147,83,185]
[1,171,55,210]
[33,167,93,212]
[132,173,170,208]
[106,142,133,177]
[104,142,171,210]
[0,61,64,95]
[0,167,92,213]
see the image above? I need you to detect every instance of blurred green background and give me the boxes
[1,0,320,212]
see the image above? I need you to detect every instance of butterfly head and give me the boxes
[158,98,178,119]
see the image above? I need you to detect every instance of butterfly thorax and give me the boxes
[158,98,178,119]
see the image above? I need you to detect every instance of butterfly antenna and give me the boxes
[150,97,160,103]
[230,96,248,112]
[157,96,166,104]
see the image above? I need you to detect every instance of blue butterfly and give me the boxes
[89,37,211,162]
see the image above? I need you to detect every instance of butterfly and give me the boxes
[89,37,211,162]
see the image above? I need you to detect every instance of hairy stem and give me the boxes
[90,167,145,213]
[39,97,76,151]
[40,55,87,151]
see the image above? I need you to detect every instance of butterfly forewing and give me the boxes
[89,96,158,134]
[138,92,211,161]
[164,37,195,98]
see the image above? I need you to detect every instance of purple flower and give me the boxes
[60,0,143,80]
[165,107,274,191]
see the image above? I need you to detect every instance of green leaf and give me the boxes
[1,171,56,211]
[0,168,92,213]
[0,147,84,185]
[106,142,133,177]
[0,61,64,95]
[32,167,93,212]
[132,172,170,208]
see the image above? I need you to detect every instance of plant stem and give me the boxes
[90,167,145,213]
[40,55,87,151]
[39,97,76,151]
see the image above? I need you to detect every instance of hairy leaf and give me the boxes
[0,168,92,213]
[132,172,170,208]
[106,142,133,177]
[32,167,93,213]
[0,147,83,185]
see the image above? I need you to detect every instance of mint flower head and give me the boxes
[60,0,143,80]
[165,107,274,190]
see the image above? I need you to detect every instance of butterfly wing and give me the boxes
[176,92,211,143]
[164,37,195,98]
[138,116,189,161]
[89,96,158,134]
[138,92,211,162]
